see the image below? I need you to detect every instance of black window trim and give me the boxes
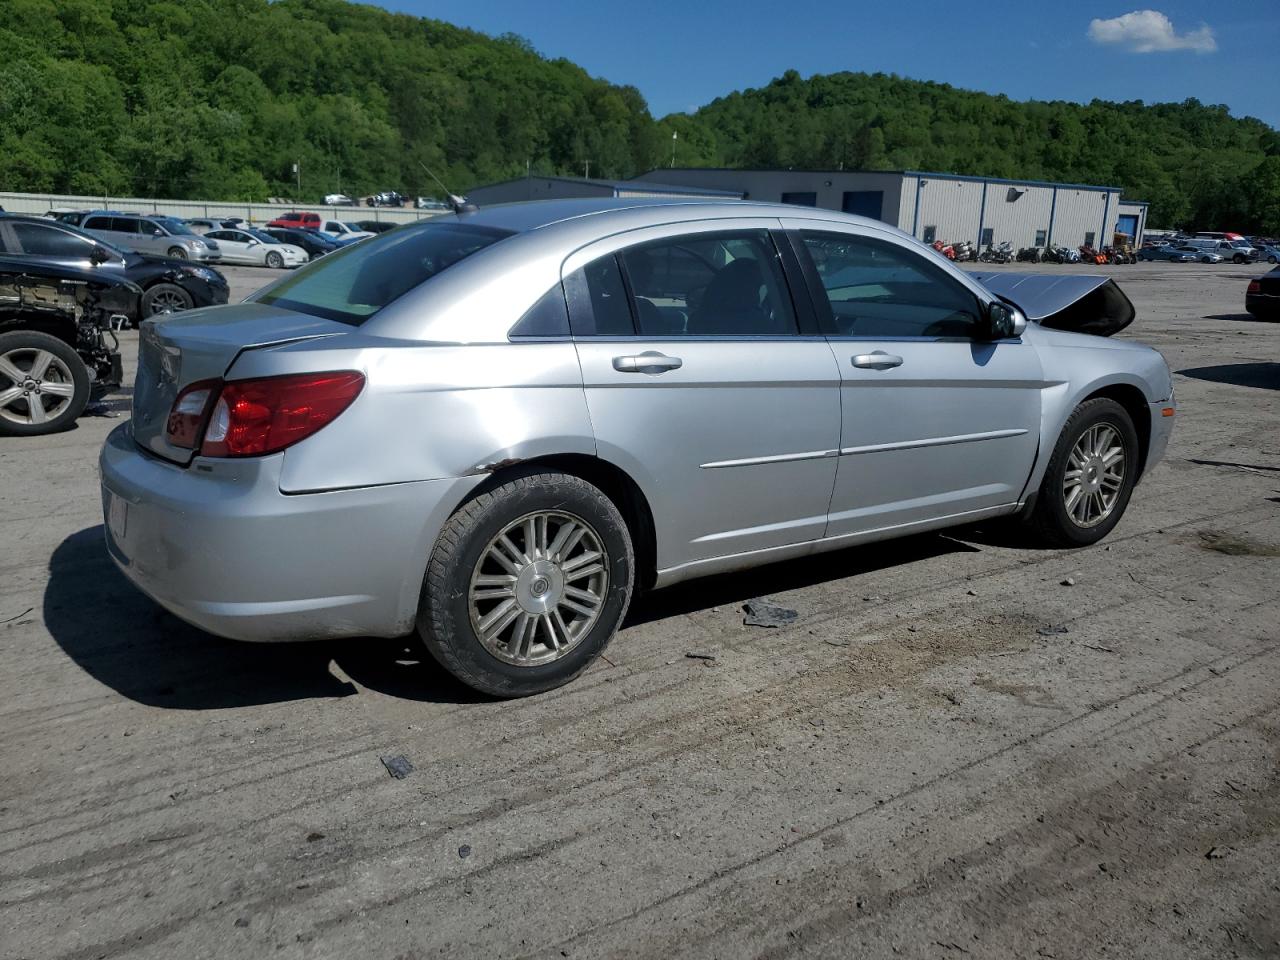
[786,227,991,343]
[567,228,818,341]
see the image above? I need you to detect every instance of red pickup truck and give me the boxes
[265,211,322,230]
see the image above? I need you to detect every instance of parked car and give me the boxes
[1172,244,1222,264]
[1183,238,1253,263]
[1137,245,1196,263]
[1253,242,1280,264]
[201,228,308,268]
[313,220,373,244]
[1,255,129,435]
[355,220,398,234]
[415,197,450,210]
[0,214,229,320]
[260,227,345,258]
[54,211,89,226]
[100,198,1175,697]
[366,191,406,207]
[265,211,322,231]
[81,212,219,263]
[323,194,356,206]
[1246,267,1280,320]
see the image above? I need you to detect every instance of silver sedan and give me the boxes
[100,199,1176,696]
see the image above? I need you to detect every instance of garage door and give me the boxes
[1117,214,1139,239]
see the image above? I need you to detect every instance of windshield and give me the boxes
[245,229,279,244]
[254,220,511,325]
[153,216,195,236]
[343,223,364,232]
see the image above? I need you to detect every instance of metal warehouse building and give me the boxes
[633,168,1149,250]
[464,174,744,206]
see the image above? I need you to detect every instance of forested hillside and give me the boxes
[2,0,1277,230]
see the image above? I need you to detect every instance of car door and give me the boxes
[567,221,842,577]
[784,222,1044,538]
[207,230,251,264]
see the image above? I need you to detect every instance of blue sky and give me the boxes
[381,2,1279,128]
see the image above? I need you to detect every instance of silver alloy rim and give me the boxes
[267,252,282,268]
[468,511,609,666]
[0,348,77,426]
[1063,422,1126,528]
[148,289,187,314]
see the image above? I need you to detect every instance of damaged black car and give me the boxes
[0,256,132,436]
[0,215,229,322]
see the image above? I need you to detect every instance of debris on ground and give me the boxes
[684,651,717,661]
[966,589,978,596]
[306,832,325,842]
[743,599,798,628]
[458,844,472,859]
[1061,577,1076,586]
[823,638,852,648]
[1036,624,1070,636]
[1080,643,1116,653]
[1206,846,1232,860]
[379,755,414,779]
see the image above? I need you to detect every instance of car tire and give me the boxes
[141,282,194,317]
[1025,398,1140,548]
[1269,255,1277,264]
[1233,254,1246,264]
[265,251,284,269]
[417,470,635,697]
[0,330,90,437]
[167,246,187,260]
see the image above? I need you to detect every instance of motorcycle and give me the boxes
[932,239,957,260]
[1079,245,1108,265]
[1016,246,1043,263]
[978,241,1013,264]
[951,240,976,262]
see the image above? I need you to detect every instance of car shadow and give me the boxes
[44,526,483,709]
[1203,313,1272,324]
[1176,362,1280,391]
[625,531,979,626]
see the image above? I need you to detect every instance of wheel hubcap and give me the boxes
[1063,423,1126,528]
[468,511,608,666]
[0,348,75,426]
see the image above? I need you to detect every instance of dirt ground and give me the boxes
[2,261,1278,960]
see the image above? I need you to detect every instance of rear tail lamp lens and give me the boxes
[1247,280,1261,294]
[165,380,218,449]
[200,371,365,458]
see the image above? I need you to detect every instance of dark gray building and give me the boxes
[464,174,743,206]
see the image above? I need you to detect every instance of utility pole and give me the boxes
[584,160,590,180]
[671,130,677,168]
[292,160,301,199]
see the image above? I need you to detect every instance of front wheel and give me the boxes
[265,251,284,269]
[1025,398,1139,548]
[0,330,90,436]
[166,246,187,260]
[418,471,634,697]
[142,282,194,316]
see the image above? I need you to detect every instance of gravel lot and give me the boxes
[2,261,1278,959]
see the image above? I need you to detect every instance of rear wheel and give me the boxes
[418,470,634,697]
[1025,398,1139,548]
[0,330,90,436]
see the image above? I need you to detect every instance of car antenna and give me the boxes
[418,162,477,215]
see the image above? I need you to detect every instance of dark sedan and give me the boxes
[260,226,345,258]
[1246,268,1280,321]
[0,215,228,322]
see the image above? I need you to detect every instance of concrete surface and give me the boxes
[2,261,1278,960]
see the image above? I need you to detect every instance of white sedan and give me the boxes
[203,229,309,268]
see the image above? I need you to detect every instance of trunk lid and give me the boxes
[970,273,1136,337]
[132,303,350,464]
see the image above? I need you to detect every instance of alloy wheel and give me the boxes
[468,510,609,666]
[1062,422,1126,528]
[0,348,77,427]
[148,289,188,314]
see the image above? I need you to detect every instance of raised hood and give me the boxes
[971,273,1135,337]
[131,303,350,464]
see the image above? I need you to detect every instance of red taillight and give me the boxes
[1247,280,1261,294]
[165,379,219,449]
[191,371,364,458]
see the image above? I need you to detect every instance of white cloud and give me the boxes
[1088,10,1217,54]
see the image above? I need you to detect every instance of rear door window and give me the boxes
[12,223,95,257]
[254,220,511,325]
[564,254,635,336]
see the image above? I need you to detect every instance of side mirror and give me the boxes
[985,301,1027,340]
[90,245,110,265]
[247,238,260,246]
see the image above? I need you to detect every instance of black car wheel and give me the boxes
[142,283,194,316]
[418,470,634,697]
[0,330,90,436]
[1233,254,1246,264]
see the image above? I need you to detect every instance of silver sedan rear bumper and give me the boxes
[99,423,479,642]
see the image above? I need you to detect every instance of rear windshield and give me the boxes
[254,220,512,325]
